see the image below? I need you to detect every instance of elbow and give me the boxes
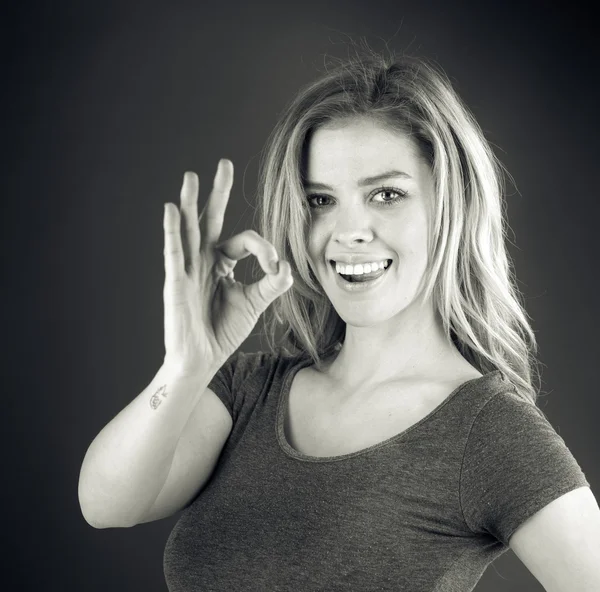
[80,505,136,529]
[78,479,137,530]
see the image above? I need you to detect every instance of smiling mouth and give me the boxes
[329,259,392,282]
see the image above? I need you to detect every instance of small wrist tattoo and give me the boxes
[149,384,168,410]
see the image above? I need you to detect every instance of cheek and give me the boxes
[306,210,428,262]
[394,211,429,253]
[304,234,325,281]
[397,225,424,251]
[306,224,327,259]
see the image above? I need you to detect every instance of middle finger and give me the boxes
[200,159,234,248]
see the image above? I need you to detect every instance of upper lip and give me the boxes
[328,255,392,265]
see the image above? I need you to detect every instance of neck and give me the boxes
[323,301,467,390]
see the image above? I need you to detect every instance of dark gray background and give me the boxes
[3,0,598,590]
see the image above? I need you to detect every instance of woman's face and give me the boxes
[304,116,435,325]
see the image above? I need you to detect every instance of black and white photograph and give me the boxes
[3,1,599,590]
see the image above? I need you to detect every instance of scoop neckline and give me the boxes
[275,355,504,463]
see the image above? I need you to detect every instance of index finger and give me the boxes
[200,159,234,248]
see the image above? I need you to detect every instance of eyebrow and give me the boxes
[303,170,413,191]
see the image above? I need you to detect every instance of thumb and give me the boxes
[245,260,294,316]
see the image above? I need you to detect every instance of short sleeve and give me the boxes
[207,349,277,423]
[460,389,590,546]
[207,350,245,419]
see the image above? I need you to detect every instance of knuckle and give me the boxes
[204,211,223,222]
[245,289,261,318]
[163,247,181,256]
[258,278,274,304]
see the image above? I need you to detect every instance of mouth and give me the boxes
[329,259,393,283]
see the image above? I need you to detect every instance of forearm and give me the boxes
[77,362,219,528]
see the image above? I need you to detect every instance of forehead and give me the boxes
[304,117,423,182]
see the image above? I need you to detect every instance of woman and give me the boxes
[78,50,600,591]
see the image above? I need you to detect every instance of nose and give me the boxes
[334,232,371,246]
[333,210,374,246]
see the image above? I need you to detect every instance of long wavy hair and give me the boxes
[253,49,541,405]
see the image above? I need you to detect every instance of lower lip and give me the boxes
[331,261,392,293]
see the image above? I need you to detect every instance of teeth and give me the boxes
[335,260,390,275]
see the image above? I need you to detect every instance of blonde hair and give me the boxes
[254,49,541,405]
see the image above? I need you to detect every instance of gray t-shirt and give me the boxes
[163,350,589,591]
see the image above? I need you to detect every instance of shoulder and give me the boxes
[459,385,590,545]
[464,387,582,474]
[216,348,303,381]
[473,388,545,431]
[429,354,485,391]
[422,362,494,409]
[218,348,280,368]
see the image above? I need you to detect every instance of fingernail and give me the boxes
[269,259,279,274]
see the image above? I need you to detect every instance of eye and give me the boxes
[306,186,408,209]
[306,194,333,208]
[372,186,408,205]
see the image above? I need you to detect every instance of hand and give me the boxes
[162,159,293,376]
